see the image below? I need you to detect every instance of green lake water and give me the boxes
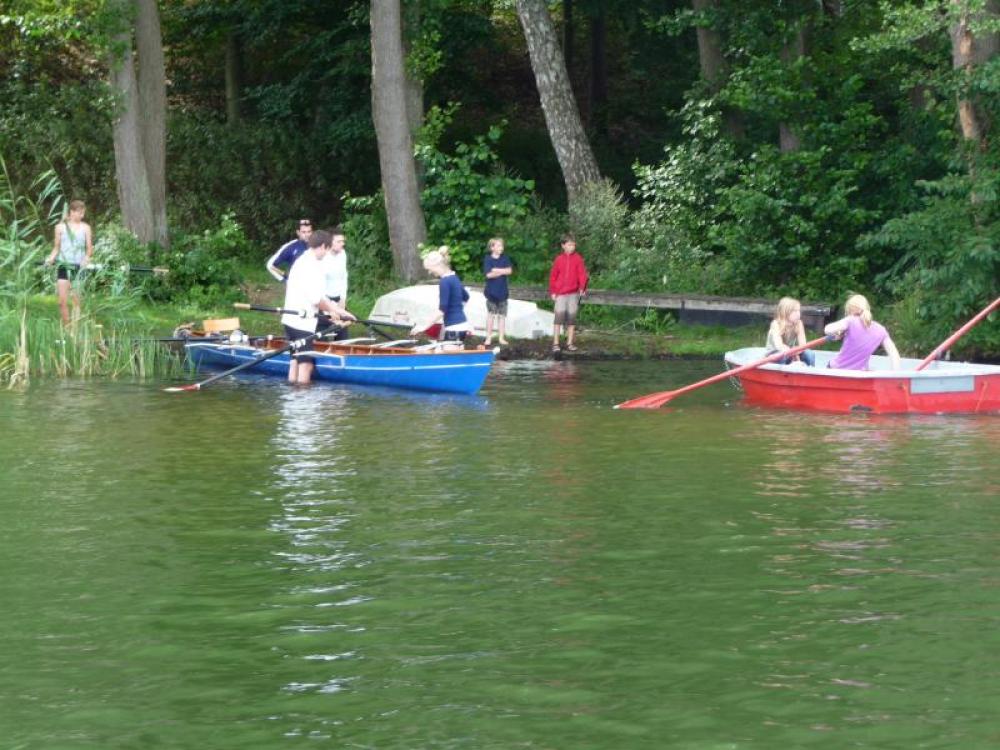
[1,359,999,749]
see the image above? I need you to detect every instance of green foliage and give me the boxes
[417,106,535,276]
[863,171,1000,355]
[130,215,247,308]
[340,192,394,294]
[567,180,630,276]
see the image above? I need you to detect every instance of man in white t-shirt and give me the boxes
[320,228,350,340]
[282,230,355,384]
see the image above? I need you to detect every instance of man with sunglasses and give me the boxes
[266,218,313,282]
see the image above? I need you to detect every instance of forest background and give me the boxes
[1,0,998,356]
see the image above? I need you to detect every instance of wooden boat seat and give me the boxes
[373,339,418,349]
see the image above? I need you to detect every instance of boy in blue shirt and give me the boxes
[482,237,513,346]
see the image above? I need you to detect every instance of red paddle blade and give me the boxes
[424,323,442,339]
[614,391,676,409]
[162,383,201,393]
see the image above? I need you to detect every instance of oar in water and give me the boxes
[615,335,833,410]
[163,331,321,392]
[915,295,1000,371]
[232,303,441,340]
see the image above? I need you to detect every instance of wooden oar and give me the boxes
[163,331,320,392]
[615,335,832,410]
[232,303,441,339]
[41,261,169,274]
[915,295,1000,371]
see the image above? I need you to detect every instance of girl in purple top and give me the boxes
[824,294,901,370]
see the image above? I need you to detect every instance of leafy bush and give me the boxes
[567,179,630,276]
[416,106,535,277]
[864,171,1000,356]
[121,214,249,307]
[341,192,394,295]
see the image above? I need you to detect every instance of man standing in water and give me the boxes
[266,218,312,281]
[45,199,93,325]
[281,230,355,385]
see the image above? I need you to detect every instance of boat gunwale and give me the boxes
[184,340,494,359]
[725,347,1000,380]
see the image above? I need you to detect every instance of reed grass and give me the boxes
[0,313,184,387]
[1,154,186,387]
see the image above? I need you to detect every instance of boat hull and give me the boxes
[186,340,495,395]
[725,348,1000,414]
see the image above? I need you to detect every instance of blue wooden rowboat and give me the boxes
[184,337,495,395]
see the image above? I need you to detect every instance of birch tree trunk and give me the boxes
[516,0,601,207]
[110,24,155,245]
[135,0,168,247]
[371,0,427,282]
[109,0,169,247]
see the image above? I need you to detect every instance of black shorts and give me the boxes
[442,329,468,342]
[284,324,316,360]
[56,264,83,281]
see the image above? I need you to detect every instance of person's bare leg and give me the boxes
[69,287,81,325]
[484,314,494,346]
[56,279,71,325]
[566,324,576,349]
[296,360,315,385]
[288,359,299,383]
[552,323,561,350]
[498,316,508,345]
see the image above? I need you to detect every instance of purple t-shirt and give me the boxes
[829,316,887,370]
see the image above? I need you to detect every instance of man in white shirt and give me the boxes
[320,228,350,340]
[282,230,355,384]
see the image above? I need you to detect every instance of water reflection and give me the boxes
[267,388,365,704]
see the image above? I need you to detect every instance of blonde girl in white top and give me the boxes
[766,297,814,366]
[45,199,93,325]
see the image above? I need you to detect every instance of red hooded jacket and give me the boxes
[548,251,589,295]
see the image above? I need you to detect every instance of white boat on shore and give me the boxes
[368,284,554,340]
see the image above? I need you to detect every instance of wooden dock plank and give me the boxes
[465,285,832,329]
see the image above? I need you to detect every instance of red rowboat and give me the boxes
[724,347,1000,414]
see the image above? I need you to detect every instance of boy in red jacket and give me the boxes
[548,234,589,352]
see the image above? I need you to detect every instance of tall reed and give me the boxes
[1,154,183,386]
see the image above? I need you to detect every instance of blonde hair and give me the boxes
[844,294,873,327]
[774,297,800,336]
[422,245,452,272]
[487,237,504,252]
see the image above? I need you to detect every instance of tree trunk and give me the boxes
[589,5,607,134]
[516,0,601,207]
[692,0,725,86]
[563,0,574,74]
[402,0,424,139]
[371,0,427,282]
[225,30,244,125]
[110,24,156,245]
[951,0,999,150]
[778,21,807,153]
[692,0,743,139]
[134,0,169,247]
